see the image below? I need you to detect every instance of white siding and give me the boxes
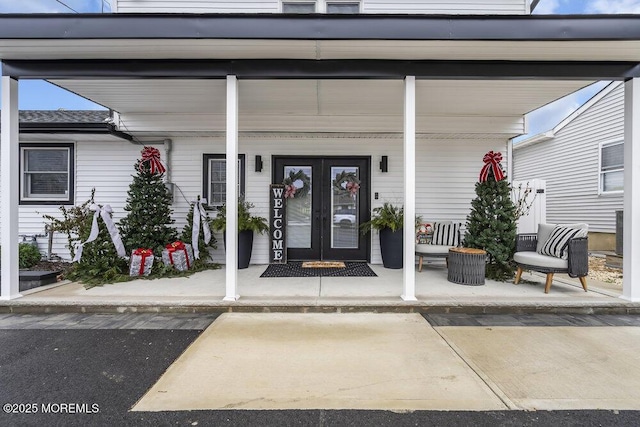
[115,0,280,13]
[3,134,505,264]
[363,0,527,14]
[114,0,528,14]
[513,84,625,233]
[0,138,149,261]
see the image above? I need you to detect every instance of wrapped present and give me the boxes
[129,248,155,277]
[162,241,193,271]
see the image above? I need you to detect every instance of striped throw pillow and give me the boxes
[539,226,588,259]
[431,222,460,246]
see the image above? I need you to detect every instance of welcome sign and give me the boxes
[269,184,287,263]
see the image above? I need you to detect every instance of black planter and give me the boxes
[379,227,403,269]
[223,230,254,269]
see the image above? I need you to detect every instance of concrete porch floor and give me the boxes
[2,262,638,314]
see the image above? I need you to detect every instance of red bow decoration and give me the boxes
[166,241,191,269]
[140,146,166,175]
[479,151,505,182]
[133,248,153,276]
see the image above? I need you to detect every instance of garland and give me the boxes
[333,170,360,196]
[282,169,311,199]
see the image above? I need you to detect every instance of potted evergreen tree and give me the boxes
[464,151,517,281]
[211,199,268,269]
[360,202,404,269]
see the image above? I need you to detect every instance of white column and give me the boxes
[402,76,417,301]
[224,75,239,301]
[622,78,640,302]
[1,77,21,300]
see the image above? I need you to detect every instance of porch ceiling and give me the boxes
[50,78,589,120]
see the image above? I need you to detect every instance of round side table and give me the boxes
[447,247,487,286]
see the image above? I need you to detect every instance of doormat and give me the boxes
[260,262,377,278]
[301,261,346,268]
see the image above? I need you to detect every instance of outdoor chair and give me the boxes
[513,223,589,293]
[415,221,462,272]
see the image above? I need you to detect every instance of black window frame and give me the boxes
[202,154,246,210]
[19,142,75,206]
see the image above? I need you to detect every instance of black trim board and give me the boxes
[16,123,134,142]
[0,14,640,41]
[4,59,640,80]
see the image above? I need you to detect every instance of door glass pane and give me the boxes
[331,167,359,249]
[284,166,312,248]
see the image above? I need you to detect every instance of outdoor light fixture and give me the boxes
[380,156,388,173]
[255,155,263,172]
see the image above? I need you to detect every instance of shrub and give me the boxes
[19,243,42,269]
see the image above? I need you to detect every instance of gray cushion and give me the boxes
[535,223,556,253]
[415,244,451,255]
[514,251,568,269]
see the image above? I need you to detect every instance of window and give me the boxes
[20,143,74,204]
[282,1,360,13]
[600,141,624,194]
[202,154,246,209]
[283,1,316,13]
[326,1,360,13]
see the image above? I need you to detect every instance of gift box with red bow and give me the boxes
[129,248,155,277]
[161,241,193,271]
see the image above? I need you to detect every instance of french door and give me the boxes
[273,156,370,261]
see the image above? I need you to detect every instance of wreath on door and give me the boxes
[282,169,311,199]
[333,170,360,196]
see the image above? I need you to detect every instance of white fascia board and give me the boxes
[513,130,555,150]
[552,81,623,134]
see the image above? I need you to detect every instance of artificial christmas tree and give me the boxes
[119,147,177,255]
[464,151,517,281]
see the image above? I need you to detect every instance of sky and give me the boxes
[0,0,640,140]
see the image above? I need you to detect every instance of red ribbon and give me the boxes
[140,146,166,175]
[166,241,190,269]
[133,248,153,276]
[479,151,505,182]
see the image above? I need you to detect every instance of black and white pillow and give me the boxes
[539,226,588,259]
[431,222,460,246]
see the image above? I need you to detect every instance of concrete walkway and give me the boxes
[131,313,640,411]
[2,312,640,413]
[2,264,638,314]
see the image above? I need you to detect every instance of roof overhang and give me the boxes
[1,14,638,138]
[0,14,639,77]
[1,13,640,41]
[16,122,133,141]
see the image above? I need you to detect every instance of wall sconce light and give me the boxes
[379,156,388,173]
[255,155,263,172]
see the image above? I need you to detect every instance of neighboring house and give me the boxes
[513,82,624,251]
[1,1,640,301]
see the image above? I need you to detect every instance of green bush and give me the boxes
[19,243,42,269]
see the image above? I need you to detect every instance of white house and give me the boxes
[513,82,625,251]
[2,0,640,302]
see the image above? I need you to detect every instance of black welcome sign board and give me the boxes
[269,184,287,264]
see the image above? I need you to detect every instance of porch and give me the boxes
[4,263,637,314]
